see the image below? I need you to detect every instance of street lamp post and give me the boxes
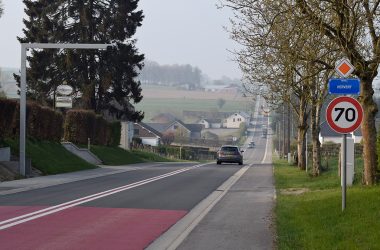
[20,43,114,176]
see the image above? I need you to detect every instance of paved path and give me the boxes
[177,113,275,250]
[177,163,275,250]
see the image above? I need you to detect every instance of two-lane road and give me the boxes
[0,107,270,250]
[0,162,246,249]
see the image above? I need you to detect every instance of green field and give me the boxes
[274,156,380,249]
[135,98,251,122]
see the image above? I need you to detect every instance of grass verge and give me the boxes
[89,145,175,165]
[274,156,380,249]
[4,139,96,175]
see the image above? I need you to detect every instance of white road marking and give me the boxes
[0,163,209,230]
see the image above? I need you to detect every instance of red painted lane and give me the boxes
[0,206,48,222]
[0,206,187,250]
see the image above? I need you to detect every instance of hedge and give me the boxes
[0,99,63,141]
[63,110,120,146]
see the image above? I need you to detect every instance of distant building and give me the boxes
[183,110,233,120]
[198,118,222,129]
[203,84,239,94]
[133,122,162,147]
[319,121,362,144]
[165,120,203,139]
[150,113,177,124]
[223,112,251,128]
[147,119,204,139]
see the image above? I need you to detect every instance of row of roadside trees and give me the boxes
[222,0,380,185]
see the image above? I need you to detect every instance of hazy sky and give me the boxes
[0,0,241,79]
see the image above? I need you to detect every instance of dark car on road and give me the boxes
[216,145,244,165]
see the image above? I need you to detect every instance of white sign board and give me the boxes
[56,96,73,108]
[56,85,73,96]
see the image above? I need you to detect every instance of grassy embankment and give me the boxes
[3,140,175,175]
[89,145,174,165]
[274,156,380,249]
[4,139,96,175]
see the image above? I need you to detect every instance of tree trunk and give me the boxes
[297,104,308,170]
[360,77,378,185]
[310,102,321,177]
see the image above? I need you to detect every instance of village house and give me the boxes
[147,119,204,139]
[133,122,162,147]
[223,112,251,129]
[197,118,222,129]
[319,121,362,144]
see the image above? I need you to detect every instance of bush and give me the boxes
[0,99,63,141]
[64,110,121,146]
[238,122,247,137]
[0,99,19,140]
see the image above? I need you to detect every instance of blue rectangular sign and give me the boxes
[329,78,360,95]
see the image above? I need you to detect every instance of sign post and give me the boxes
[20,43,114,176]
[326,96,363,211]
[327,58,363,211]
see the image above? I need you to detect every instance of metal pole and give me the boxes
[18,43,113,176]
[20,45,27,176]
[342,133,347,211]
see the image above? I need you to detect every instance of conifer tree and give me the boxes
[18,0,144,121]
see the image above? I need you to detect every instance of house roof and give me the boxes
[227,112,246,119]
[150,113,177,123]
[320,121,361,137]
[204,118,222,124]
[239,111,250,118]
[184,123,204,133]
[170,120,203,132]
[135,122,163,137]
[145,123,171,133]
[183,110,233,119]
[147,119,204,133]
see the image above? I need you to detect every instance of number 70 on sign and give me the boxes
[326,96,363,134]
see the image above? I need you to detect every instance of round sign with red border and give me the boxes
[326,96,363,134]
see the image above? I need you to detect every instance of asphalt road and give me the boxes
[0,111,270,250]
[0,160,244,250]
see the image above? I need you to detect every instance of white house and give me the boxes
[223,112,251,128]
[319,121,362,144]
[133,123,162,147]
[224,113,247,128]
[198,118,222,129]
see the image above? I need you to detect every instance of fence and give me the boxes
[131,144,216,161]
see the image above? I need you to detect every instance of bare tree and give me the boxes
[221,0,338,173]
[295,0,379,184]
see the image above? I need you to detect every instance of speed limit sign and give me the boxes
[326,96,363,134]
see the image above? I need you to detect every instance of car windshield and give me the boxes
[221,147,239,152]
